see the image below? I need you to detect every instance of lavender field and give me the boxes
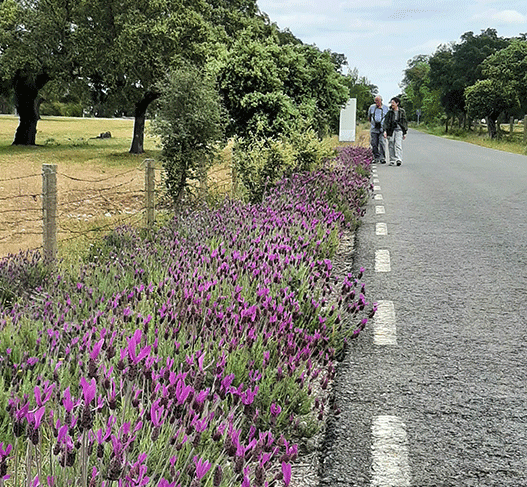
[0,146,375,487]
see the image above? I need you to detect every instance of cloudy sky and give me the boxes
[256,0,527,105]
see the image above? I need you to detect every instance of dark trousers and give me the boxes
[370,130,386,162]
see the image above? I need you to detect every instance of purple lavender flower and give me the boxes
[193,456,212,480]
[270,403,281,418]
[282,461,292,486]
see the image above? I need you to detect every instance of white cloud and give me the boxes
[472,9,527,24]
[405,39,449,55]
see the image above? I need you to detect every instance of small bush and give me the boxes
[152,64,225,206]
[233,128,335,203]
[40,102,83,117]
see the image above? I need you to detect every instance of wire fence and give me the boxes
[0,159,234,259]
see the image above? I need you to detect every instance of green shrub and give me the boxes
[151,64,225,206]
[233,128,335,203]
[40,101,83,117]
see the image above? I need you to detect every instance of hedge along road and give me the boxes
[321,129,527,486]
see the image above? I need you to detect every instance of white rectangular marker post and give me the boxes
[339,98,356,142]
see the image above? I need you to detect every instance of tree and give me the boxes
[72,0,216,154]
[481,39,527,114]
[465,79,517,138]
[0,0,80,145]
[152,64,224,205]
[218,37,349,140]
[400,55,431,121]
[429,30,509,129]
[342,68,377,120]
[400,55,443,124]
[428,43,461,129]
[297,46,350,136]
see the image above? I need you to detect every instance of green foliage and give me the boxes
[75,0,213,115]
[343,68,377,120]
[218,37,349,141]
[482,39,527,114]
[400,55,443,123]
[427,29,510,120]
[152,64,225,205]
[232,129,335,203]
[465,79,518,138]
[40,101,83,117]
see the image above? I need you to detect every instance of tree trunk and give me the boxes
[129,91,159,154]
[12,72,50,146]
[486,117,497,139]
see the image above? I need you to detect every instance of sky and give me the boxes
[255,0,527,105]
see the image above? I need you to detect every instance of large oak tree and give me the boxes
[75,0,213,154]
[0,0,80,145]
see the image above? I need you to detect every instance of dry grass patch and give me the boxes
[0,116,161,257]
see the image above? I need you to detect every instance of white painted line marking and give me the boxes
[374,185,381,191]
[375,249,391,272]
[376,223,388,235]
[375,206,385,214]
[372,415,411,487]
[374,194,383,200]
[374,300,396,345]
[373,178,380,183]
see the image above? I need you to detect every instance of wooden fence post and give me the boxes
[42,164,58,260]
[144,159,155,228]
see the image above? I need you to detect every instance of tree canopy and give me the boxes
[152,64,224,204]
[218,37,349,140]
[0,0,363,151]
[73,0,214,153]
[401,28,527,134]
[481,39,527,114]
[0,0,80,144]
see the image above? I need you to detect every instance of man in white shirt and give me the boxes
[368,95,389,164]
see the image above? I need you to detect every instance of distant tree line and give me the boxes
[400,28,527,138]
[0,0,376,153]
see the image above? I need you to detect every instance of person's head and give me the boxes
[390,97,400,109]
[374,95,382,107]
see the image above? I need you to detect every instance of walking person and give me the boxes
[368,95,389,164]
[383,96,408,166]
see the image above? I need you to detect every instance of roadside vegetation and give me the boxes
[2,1,526,486]
[0,127,375,486]
[412,121,527,156]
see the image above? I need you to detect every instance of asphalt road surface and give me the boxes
[321,129,527,486]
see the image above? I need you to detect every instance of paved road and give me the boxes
[321,130,527,486]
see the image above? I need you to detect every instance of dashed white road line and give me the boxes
[371,415,411,487]
[376,223,388,235]
[373,300,397,345]
[370,172,410,486]
[375,249,391,272]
